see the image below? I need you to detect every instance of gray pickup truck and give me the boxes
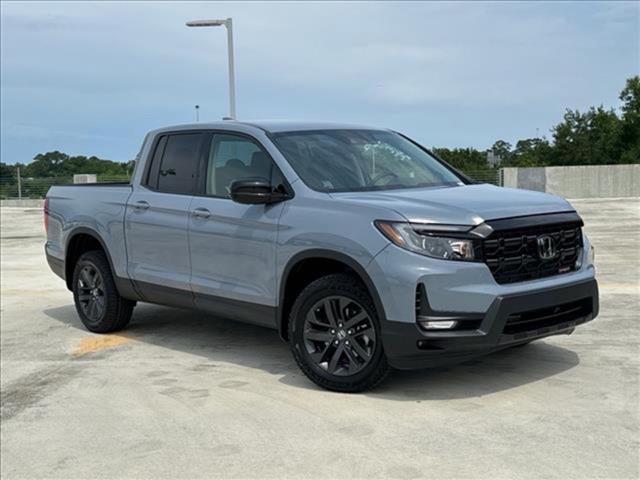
[45,121,598,392]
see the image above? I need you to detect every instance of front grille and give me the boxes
[503,298,592,335]
[482,221,583,284]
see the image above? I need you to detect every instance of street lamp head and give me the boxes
[185,17,236,119]
[186,19,227,27]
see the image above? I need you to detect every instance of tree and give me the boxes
[511,137,553,167]
[619,76,640,164]
[0,162,15,177]
[19,151,130,178]
[27,151,70,177]
[551,107,621,165]
[432,147,490,171]
[491,140,512,162]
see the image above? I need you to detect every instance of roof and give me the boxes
[149,120,386,136]
[238,120,385,133]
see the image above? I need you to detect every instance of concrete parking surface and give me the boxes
[1,198,638,479]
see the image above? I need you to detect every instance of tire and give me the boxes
[288,274,389,392]
[72,250,134,333]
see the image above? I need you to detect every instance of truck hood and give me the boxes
[330,183,574,225]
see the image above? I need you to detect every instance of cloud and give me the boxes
[1,1,638,162]
[2,123,120,142]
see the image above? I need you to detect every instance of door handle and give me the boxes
[134,200,150,210]
[192,207,211,219]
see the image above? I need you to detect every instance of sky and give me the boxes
[1,1,638,164]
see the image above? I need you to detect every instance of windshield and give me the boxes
[270,129,464,193]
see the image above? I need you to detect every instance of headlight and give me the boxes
[375,221,475,261]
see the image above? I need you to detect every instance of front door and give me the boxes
[188,132,286,327]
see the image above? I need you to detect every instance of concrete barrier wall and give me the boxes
[1,199,45,208]
[502,164,640,198]
[517,167,546,192]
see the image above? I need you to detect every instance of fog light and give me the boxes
[419,320,458,330]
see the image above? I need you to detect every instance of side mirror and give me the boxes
[230,178,291,205]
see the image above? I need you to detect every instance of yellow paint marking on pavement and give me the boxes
[72,335,131,357]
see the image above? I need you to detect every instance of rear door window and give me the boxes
[153,133,204,195]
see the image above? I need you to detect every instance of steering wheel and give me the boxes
[371,172,399,185]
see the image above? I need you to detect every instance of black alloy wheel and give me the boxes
[289,274,389,392]
[72,250,134,333]
[77,264,106,322]
[303,295,377,376]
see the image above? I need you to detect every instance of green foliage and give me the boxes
[1,152,131,179]
[0,153,131,198]
[551,107,622,165]
[498,76,638,167]
[25,151,131,177]
[436,76,638,170]
[619,76,640,164]
[503,138,553,167]
[491,140,512,161]
[432,147,490,171]
[0,162,15,178]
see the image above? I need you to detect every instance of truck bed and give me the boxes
[45,184,134,281]
[54,182,131,187]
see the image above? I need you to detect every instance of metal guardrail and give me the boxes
[463,169,502,186]
[0,175,130,199]
[1,170,502,199]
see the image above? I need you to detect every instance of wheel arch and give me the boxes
[65,227,139,300]
[277,249,387,341]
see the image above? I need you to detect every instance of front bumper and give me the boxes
[382,279,599,370]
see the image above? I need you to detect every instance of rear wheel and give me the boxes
[72,250,134,333]
[288,274,389,392]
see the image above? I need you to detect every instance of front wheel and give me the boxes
[72,250,134,333]
[288,274,389,392]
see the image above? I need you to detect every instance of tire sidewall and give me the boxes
[289,276,386,388]
[72,253,112,331]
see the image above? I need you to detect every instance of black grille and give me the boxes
[482,221,583,284]
[503,298,592,335]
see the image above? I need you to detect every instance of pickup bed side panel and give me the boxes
[45,185,133,281]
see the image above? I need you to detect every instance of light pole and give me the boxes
[195,104,200,122]
[186,18,236,120]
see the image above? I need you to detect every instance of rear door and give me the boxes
[125,131,206,306]
[188,132,286,327]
